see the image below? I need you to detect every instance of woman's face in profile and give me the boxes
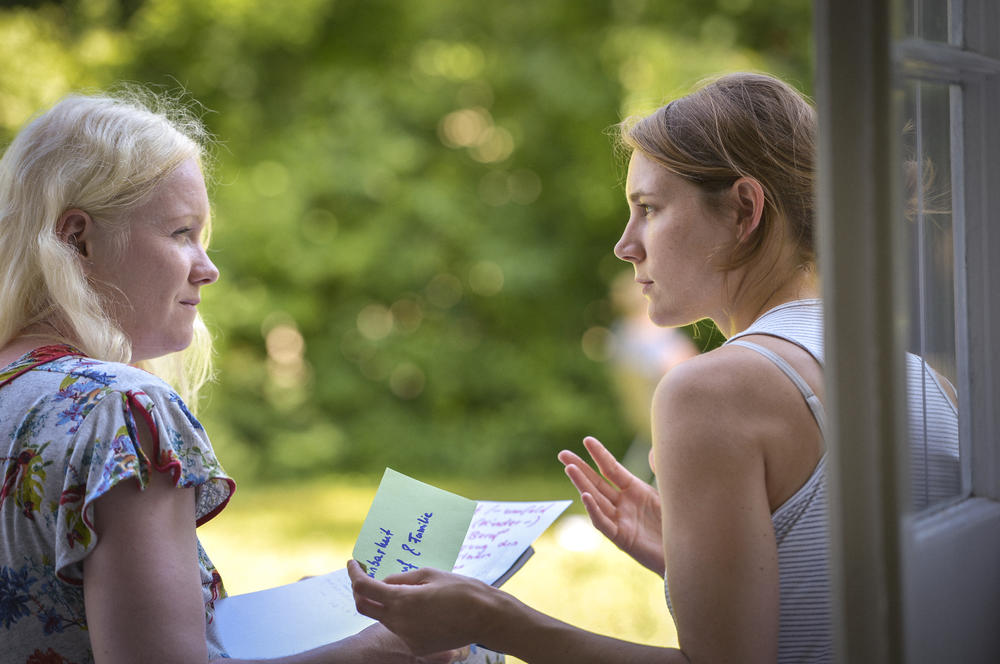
[84,159,219,362]
[615,151,733,328]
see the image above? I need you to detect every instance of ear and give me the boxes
[55,208,95,257]
[731,177,765,243]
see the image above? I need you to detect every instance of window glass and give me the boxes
[899,78,963,511]
[902,0,956,44]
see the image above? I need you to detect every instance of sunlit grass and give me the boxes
[198,473,679,663]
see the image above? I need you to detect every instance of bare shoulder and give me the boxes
[651,347,772,459]
[653,339,826,511]
[653,345,780,414]
[653,342,818,454]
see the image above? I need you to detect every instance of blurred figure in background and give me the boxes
[607,269,698,481]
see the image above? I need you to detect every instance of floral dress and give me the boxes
[0,346,235,663]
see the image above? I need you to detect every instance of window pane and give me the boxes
[899,79,963,511]
[902,0,956,44]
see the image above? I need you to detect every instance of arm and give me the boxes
[557,437,665,575]
[349,354,780,664]
[651,357,779,664]
[84,403,458,664]
[84,420,212,663]
[348,561,689,664]
[223,624,462,664]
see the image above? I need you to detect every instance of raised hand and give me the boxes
[557,436,665,576]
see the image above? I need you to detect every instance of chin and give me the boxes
[645,305,680,328]
[646,305,701,330]
[133,338,194,363]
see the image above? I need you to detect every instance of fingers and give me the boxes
[382,566,437,586]
[347,559,370,584]
[557,448,585,467]
[348,560,394,612]
[562,443,624,506]
[560,455,596,492]
[562,462,620,541]
[578,490,619,538]
[563,463,617,516]
[560,445,609,489]
[584,436,637,489]
[353,593,388,620]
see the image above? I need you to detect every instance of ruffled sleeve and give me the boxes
[53,377,234,585]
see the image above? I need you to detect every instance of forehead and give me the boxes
[625,151,687,198]
[135,158,209,222]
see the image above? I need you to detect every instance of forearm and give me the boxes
[483,590,689,664]
[211,641,347,664]
[212,629,409,664]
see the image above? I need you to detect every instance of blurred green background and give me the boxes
[1,0,811,483]
[3,0,813,657]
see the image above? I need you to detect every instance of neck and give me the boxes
[716,265,820,338]
[19,320,73,344]
[0,321,75,360]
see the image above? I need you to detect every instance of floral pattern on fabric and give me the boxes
[1,347,235,663]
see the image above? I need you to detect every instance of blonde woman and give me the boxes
[0,91,458,664]
[349,72,958,663]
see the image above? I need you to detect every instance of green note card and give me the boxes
[353,468,477,580]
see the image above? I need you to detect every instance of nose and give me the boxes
[614,215,644,264]
[191,245,220,286]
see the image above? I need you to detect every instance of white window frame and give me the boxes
[814,0,1000,661]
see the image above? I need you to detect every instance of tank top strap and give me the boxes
[727,339,827,439]
[727,298,825,365]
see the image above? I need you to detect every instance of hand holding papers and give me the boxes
[213,469,571,659]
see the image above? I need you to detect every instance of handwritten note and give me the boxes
[454,500,571,584]
[352,468,477,580]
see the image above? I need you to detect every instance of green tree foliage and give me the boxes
[0,0,811,480]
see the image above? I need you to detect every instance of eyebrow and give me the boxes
[162,212,208,224]
[628,190,655,203]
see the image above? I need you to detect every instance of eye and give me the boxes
[172,226,194,237]
[639,204,654,216]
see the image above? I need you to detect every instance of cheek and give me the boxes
[646,229,686,267]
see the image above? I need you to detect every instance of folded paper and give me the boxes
[353,468,478,580]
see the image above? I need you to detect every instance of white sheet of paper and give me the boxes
[212,569,374,658]
[452,500,571,583]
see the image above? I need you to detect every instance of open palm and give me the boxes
[558,436,665,576]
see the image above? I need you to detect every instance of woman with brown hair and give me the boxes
[349,70,955,663]
[349,70,828,664]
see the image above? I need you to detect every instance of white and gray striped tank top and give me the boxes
[663,298,959,663]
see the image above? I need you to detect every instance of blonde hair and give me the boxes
[0,87,215,409]
[620,72,816,310]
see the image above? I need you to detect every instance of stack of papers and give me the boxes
[213,469,571,660]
